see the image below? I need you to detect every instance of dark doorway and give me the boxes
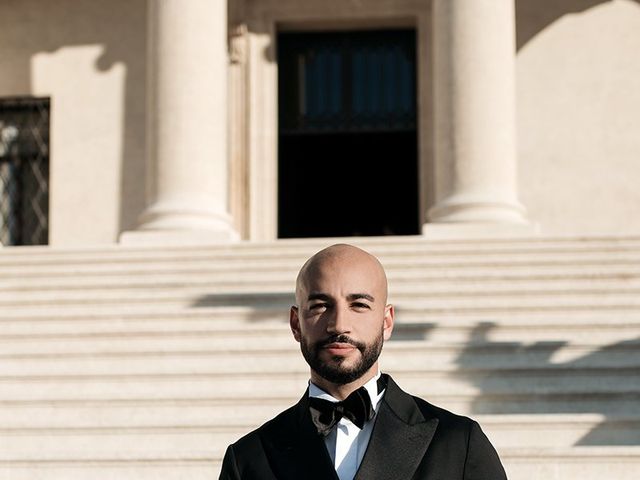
[277,29,418,238]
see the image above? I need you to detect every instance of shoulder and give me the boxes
[383,375,485,442]
[413,395,475,428]
[398,388,506,475]
[410,394,482,439]
[228,402,300,454]
[410,396,507,479]
[220,403,301,479]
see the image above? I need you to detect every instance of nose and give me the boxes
[326,303,351,335]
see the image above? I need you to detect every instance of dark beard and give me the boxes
[300,332,384,385]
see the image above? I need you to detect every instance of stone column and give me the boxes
[427,0,528,227]
[122,0,238,244]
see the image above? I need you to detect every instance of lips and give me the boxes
[321,342,357,356]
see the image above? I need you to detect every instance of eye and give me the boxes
[309,302,328,312]
[351,302,371,310]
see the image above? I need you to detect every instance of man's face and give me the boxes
[290,250,394,385]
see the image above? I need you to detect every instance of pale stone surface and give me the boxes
[32,46,125,245]
[228,15,251,238]
[121,0,238,244]
[503,447,640,480]
[422,222,539,239]
[0,0,147,246]
[121,229,241,246]
[0,237,639,479]
[516,0,640,236]
[1,0,640,241]
[429,0,527,225]
[246,26,279,241]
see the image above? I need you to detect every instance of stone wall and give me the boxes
[516,0,640,235]
[0,0,146,245]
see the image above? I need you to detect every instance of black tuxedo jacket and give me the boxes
[219,375,507,479]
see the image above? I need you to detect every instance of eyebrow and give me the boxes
[347,293,375,302]
[306,293,375,302]
[307,293,331,302]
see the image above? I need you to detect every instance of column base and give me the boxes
[119,199,239,246]
[120,228,239,246]
[428,193,529,224]
[425,194,537,239]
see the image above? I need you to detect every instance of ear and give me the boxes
[382,304,395,341]
[290,306,301,342]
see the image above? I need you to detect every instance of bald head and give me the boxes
[295,244,388,306]
[291,244,395,393]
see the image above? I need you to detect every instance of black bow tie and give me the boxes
[308,376,387,436]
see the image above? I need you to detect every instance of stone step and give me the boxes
[0,401,288,430]
[0,427,237,461]
[1,341,638,373]
[0,236,638,480]
[2,287,640,311]
[1,239,639,279]
[4,276,637,295]
[5,234,640,258]
[0,415,637,460]
[5,300,640,324]
[1,251,638,278]
[0,265,640,299]
[2,369,638,403]
[1,313,638,342]
[3,392,636,417]
[1,246,639,276]
[502,447,640,480]
[2,447,639,480]
[2,274,640,297]
[1,445,639,480]
[480,414,640,447]
[0,397,637,447]
[0,461,216,480]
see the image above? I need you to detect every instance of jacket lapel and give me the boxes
[354,375,439,480]
[266,392,339,480]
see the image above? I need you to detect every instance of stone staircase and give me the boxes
[0,235,639,479]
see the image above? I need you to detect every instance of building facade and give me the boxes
[1,0,640,247]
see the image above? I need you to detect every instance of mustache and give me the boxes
[316,334,365,350]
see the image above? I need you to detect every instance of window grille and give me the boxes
[0,97,50,246]
[278,29,416,134]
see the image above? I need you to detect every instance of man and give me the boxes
[219,244,507,480]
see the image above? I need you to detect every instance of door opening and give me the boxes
[277,29,418,238]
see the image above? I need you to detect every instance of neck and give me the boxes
[310,364,378,401]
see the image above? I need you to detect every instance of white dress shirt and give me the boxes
[308,372,386,480]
